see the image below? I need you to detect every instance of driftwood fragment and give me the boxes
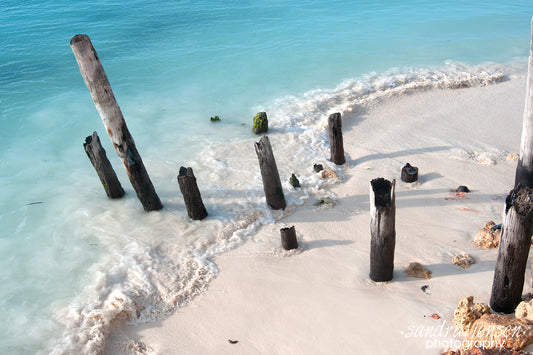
[83,131,125,199]
[177,167,208,220]
[255,136,286,210]
[369,178,396,282]
[70,34,162,211]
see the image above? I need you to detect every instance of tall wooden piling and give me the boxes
[255,136,286,210]
[328,112,345,165]
[177,167,208,220]
[515,19,533,188]
[369,178,396,282]
[70,34,162,211]
[84,131,125,199]
[490,185,533,313]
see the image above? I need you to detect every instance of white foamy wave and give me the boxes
[49,62,517,354]
[266,62,508,132]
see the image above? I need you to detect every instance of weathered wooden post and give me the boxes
[280,226,298,250]
[369,178,396,282]
[490,185,533,313]
[515,19,533,188]
[255,136,286,210]
[84,131,125,198]
[70,34,162,212]
[177,167,208,220]
[328,112,345,165]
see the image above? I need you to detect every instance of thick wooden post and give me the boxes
[369,178,396,282]
[328,112,345,165]
[515,19,533,188]
[490,185,533,313]
[177,167,208,220]
[70,34,162,212]
[255,136,286,210]
[84,131,125,198]
[280,226,298,250]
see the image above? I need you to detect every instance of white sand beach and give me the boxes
[106,75,532,354]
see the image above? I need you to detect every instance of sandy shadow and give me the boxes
[354,146,452,165]
[303,239,354,251]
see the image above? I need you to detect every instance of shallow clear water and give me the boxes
[1,1,533,353]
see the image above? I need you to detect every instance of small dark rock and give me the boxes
[456,185,470,193]
[313,164,324,173]
[289,173,300,188]
[401,163,418,183]
[228,340,238,344]
[252,112,268,134]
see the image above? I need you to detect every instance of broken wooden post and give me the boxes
[255,136,286,210]
[515,19,533,188]
[328,112,345,165]
[401,163,418,183]
[369,178,396,282]
[280,226,298,250]
[70,34,162,212]
[490,185,533,313]
[177,167,208,220]
[83,131,125,199]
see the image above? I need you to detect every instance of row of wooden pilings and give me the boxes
[72,34,533,312]
[71,34,406,284]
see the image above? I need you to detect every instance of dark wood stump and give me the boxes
[70,34,162,212]
[369,178,396,282]
[280,226,298,250]
[83,131,124,199]
[490,185,533,313]
[255,136,286,210]
[328,112,345,165]
[177,167,208,220]
[401,163,418,183]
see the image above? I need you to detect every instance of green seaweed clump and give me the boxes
[210,115,220,122]
[252,112,268,134]
[289,173,300,188]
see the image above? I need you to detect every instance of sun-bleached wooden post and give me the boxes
[70,34,162,211]
[490,185,533,313]
[255,136,286,210]
[369,178,396,282]
[280,226,298,250]
[177,167,208,220]
[328,112,345,165]
[515,19,533,188]
[84,131,125,199]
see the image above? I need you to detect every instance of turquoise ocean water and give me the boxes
[2,1,533,353]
